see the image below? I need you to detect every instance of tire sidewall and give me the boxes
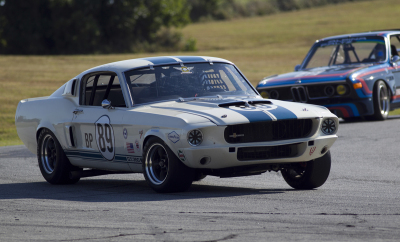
[37,129,79,184]
[142,137,194,193]
[281,151,331,189]
[372,80,390,120]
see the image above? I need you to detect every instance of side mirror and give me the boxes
[101,99,114,109]
[392,55,400,63]
[294,64,301,71]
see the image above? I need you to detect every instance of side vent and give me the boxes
[62,78,77,97]
[69,126,75,147]
[71,79,76,96]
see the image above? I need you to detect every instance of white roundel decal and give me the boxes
[230,104,278,112]
[255,104,278,112]
[95,115,115,161]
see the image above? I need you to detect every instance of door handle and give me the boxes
[73,109,83,114]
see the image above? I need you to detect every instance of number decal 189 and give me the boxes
[95,115,115,161]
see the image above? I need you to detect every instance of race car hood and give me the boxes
[133,97,333,126]
[257,65,369,88]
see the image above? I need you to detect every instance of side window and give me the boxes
[81,73,126,107]
[390,35,400,58]
[129,69,157,104]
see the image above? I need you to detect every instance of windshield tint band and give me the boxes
[319,37,385,47]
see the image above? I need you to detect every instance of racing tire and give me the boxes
[37,129,81,184]
[142,137,194,193]
[370,80,390,121]
[281,151,331,189]
[193,171,207,182]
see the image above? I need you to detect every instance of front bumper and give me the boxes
[312,98,374,118]
[257,83,374,118]
[180,135,337,169]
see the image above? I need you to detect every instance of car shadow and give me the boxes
[0,178,296,202]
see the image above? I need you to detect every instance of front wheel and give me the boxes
[142,137,194,193]
[37,129,81,184]
[281,151,331,189]
[370,80,390,120]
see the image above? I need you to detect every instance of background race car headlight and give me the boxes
[187,129,203,146]
[260,91,269,98]
[324,86,335,97]
[336,84,347,95]
[321,118,337,135]
[269,90,279,99]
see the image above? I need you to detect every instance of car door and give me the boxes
[68,72,131,171]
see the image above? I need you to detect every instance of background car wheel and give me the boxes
[370,80,390,120]
[142,137,194,193]
[37,129,81,184]
[281,151,331,189]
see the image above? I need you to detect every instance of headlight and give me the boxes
[269,90,279,99]
[321,118,337,135]
[260,91,269,98]
[336,84,347,95]
[324,86,335,96]
[187,129,203,146]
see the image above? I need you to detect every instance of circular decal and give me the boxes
[95,115,115,161]
[256,104,278,111]
[230,104,278,112]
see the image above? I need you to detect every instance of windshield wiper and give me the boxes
[178,95,224,102]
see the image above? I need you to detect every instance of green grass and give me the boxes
[1,0,399,146]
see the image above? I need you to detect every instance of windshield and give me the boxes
[303,36,387,69]
[125,63,257,104]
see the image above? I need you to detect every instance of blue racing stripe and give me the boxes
[268,106,298,120]
[230,108,273,122]
[141,57,178,65]
[325,103,360,117]
[65,149,142,163]
[355,88,372,98]
[79,151,104,160]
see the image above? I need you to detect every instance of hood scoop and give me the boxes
[218,100,272,108]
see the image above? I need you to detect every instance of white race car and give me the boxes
[15,56,338,193]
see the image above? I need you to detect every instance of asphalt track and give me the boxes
[1,117,400,241]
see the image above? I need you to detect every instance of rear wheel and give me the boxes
[370,80,390,120]
[281,151,331,189]
[37,129,81,184]
[142,137,194,193]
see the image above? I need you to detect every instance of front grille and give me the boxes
[224,119,313,143]
[291,86,307,102]
[237,143,299,161]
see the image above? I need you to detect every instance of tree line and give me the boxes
[0,0,364,55]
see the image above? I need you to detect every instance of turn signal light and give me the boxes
[353,83,362,89]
